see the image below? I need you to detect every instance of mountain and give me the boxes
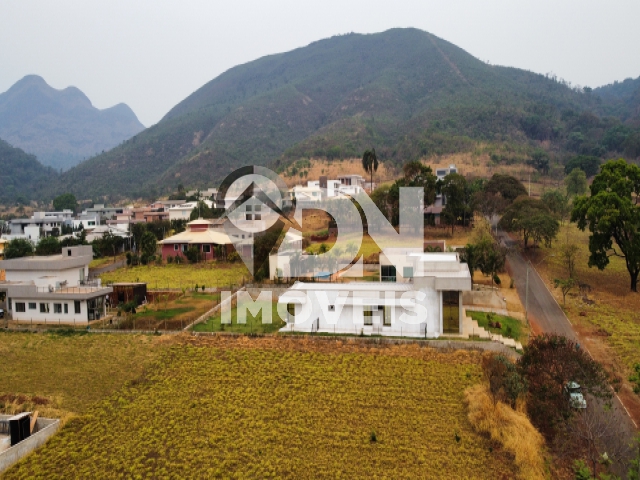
[0,137,57,204]
[594,76,640,124]
[0,75,145,170]
[52,28,639,200]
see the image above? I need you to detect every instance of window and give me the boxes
[67,249,72,256]
[286,303,295,321]
[28,302,36,310]
[246,205,253,212]
[174,244,179,251]
[381,265,396,282]
[54,303,62,314]
[254,214,261,221]
[364,306,373,325]
[64,304,68,314]
[40,303,50,313]
[403,266,414,279]
[15,303,26,313]
[182,244,187,252]
[254,205,261,212]
[246,214,252,221]
[74,301,81,314]
[203,245,211,253]
[383,306,391,326]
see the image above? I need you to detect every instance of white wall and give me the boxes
[6,266,88,288]
[9,298,89,324]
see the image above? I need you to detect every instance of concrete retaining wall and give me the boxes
[0,416,60,474]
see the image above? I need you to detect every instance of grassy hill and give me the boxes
[0,137,58,204]
[0,75,144,171]
[48,29,640,200]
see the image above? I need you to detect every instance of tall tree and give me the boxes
[565,168,588,197]
[139,231,158,264]
[440,173,471,233]
[571,159,640,291]
[361,148,379,192]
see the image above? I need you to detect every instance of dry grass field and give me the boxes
[2,335,519,479]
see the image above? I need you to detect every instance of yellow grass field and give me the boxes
[99,262,250,289]
[3,336,518,479]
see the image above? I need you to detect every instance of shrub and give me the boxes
[167,256,174,264]
[227,251,240,263]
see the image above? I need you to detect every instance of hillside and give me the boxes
[0,75,144,170]
[51,28,639,200]
[594,76,640,124]
[0,137,57,204]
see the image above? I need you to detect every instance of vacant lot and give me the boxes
[99,262,249,289]
[0,332,163,417]
[4,336,517,479]
[194,300,285,334]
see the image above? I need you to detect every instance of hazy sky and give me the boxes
[1,0,639,127]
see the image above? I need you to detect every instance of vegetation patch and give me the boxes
[468,311,525,341]
[194,301,285,334]
[100,262,249,289]
[4,338,517,479]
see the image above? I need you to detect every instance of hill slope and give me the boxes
[0,75,145,170]
[0,137,57,204]
[53,28,638,200]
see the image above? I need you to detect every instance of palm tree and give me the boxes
[362,149,379,193]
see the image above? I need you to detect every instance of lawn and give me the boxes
[99,262,249,289]
[0,332,164,417]
[193,300,285,334]
[467,311,525,342]
[3,337,517,479]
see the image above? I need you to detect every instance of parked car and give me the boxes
[564,381,587,409]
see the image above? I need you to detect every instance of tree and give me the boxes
[571,159,640,291]
[554,277,576,305]
[565,156,601,177]
[440,173,472,233]
[484,174,528,204]
[482,354,527,408]
[4,238,34,259]
[53,193,77,213]
[528,149,551,174]
[140,231,157,264]
[499,196,560,248]
[517,334,612,441]
[565,168,588,197]
[35,235,61,256]
[130,223,147,253]
[185,246,201,264]
[361,148,379,192]
[542,189,571,224]
[561,242,580,279]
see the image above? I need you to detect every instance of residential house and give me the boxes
[5,211,74,243]
[278,248,471,337]
[0,246,112,324]
[159,218,233,261]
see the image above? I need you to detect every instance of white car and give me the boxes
[564,381,587,409]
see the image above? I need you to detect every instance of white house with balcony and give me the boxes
[278,248,471,337]
[0,246,112,324]
[5,211,74,243]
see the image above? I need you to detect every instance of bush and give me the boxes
[227,251,240,263]
[167,256,174,264]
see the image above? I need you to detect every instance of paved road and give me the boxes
[499,231,576,339]
[497,228,638,472]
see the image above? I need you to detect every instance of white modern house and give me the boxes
[168,200,213,221]
[278,249,471,337]
[5,211,74,243]
[0,246,112,324]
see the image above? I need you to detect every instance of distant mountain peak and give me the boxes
[0,75,144,170]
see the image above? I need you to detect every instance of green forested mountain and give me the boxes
[0,138,57,204]
[0,75,144,171]
[44,29,640,200]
